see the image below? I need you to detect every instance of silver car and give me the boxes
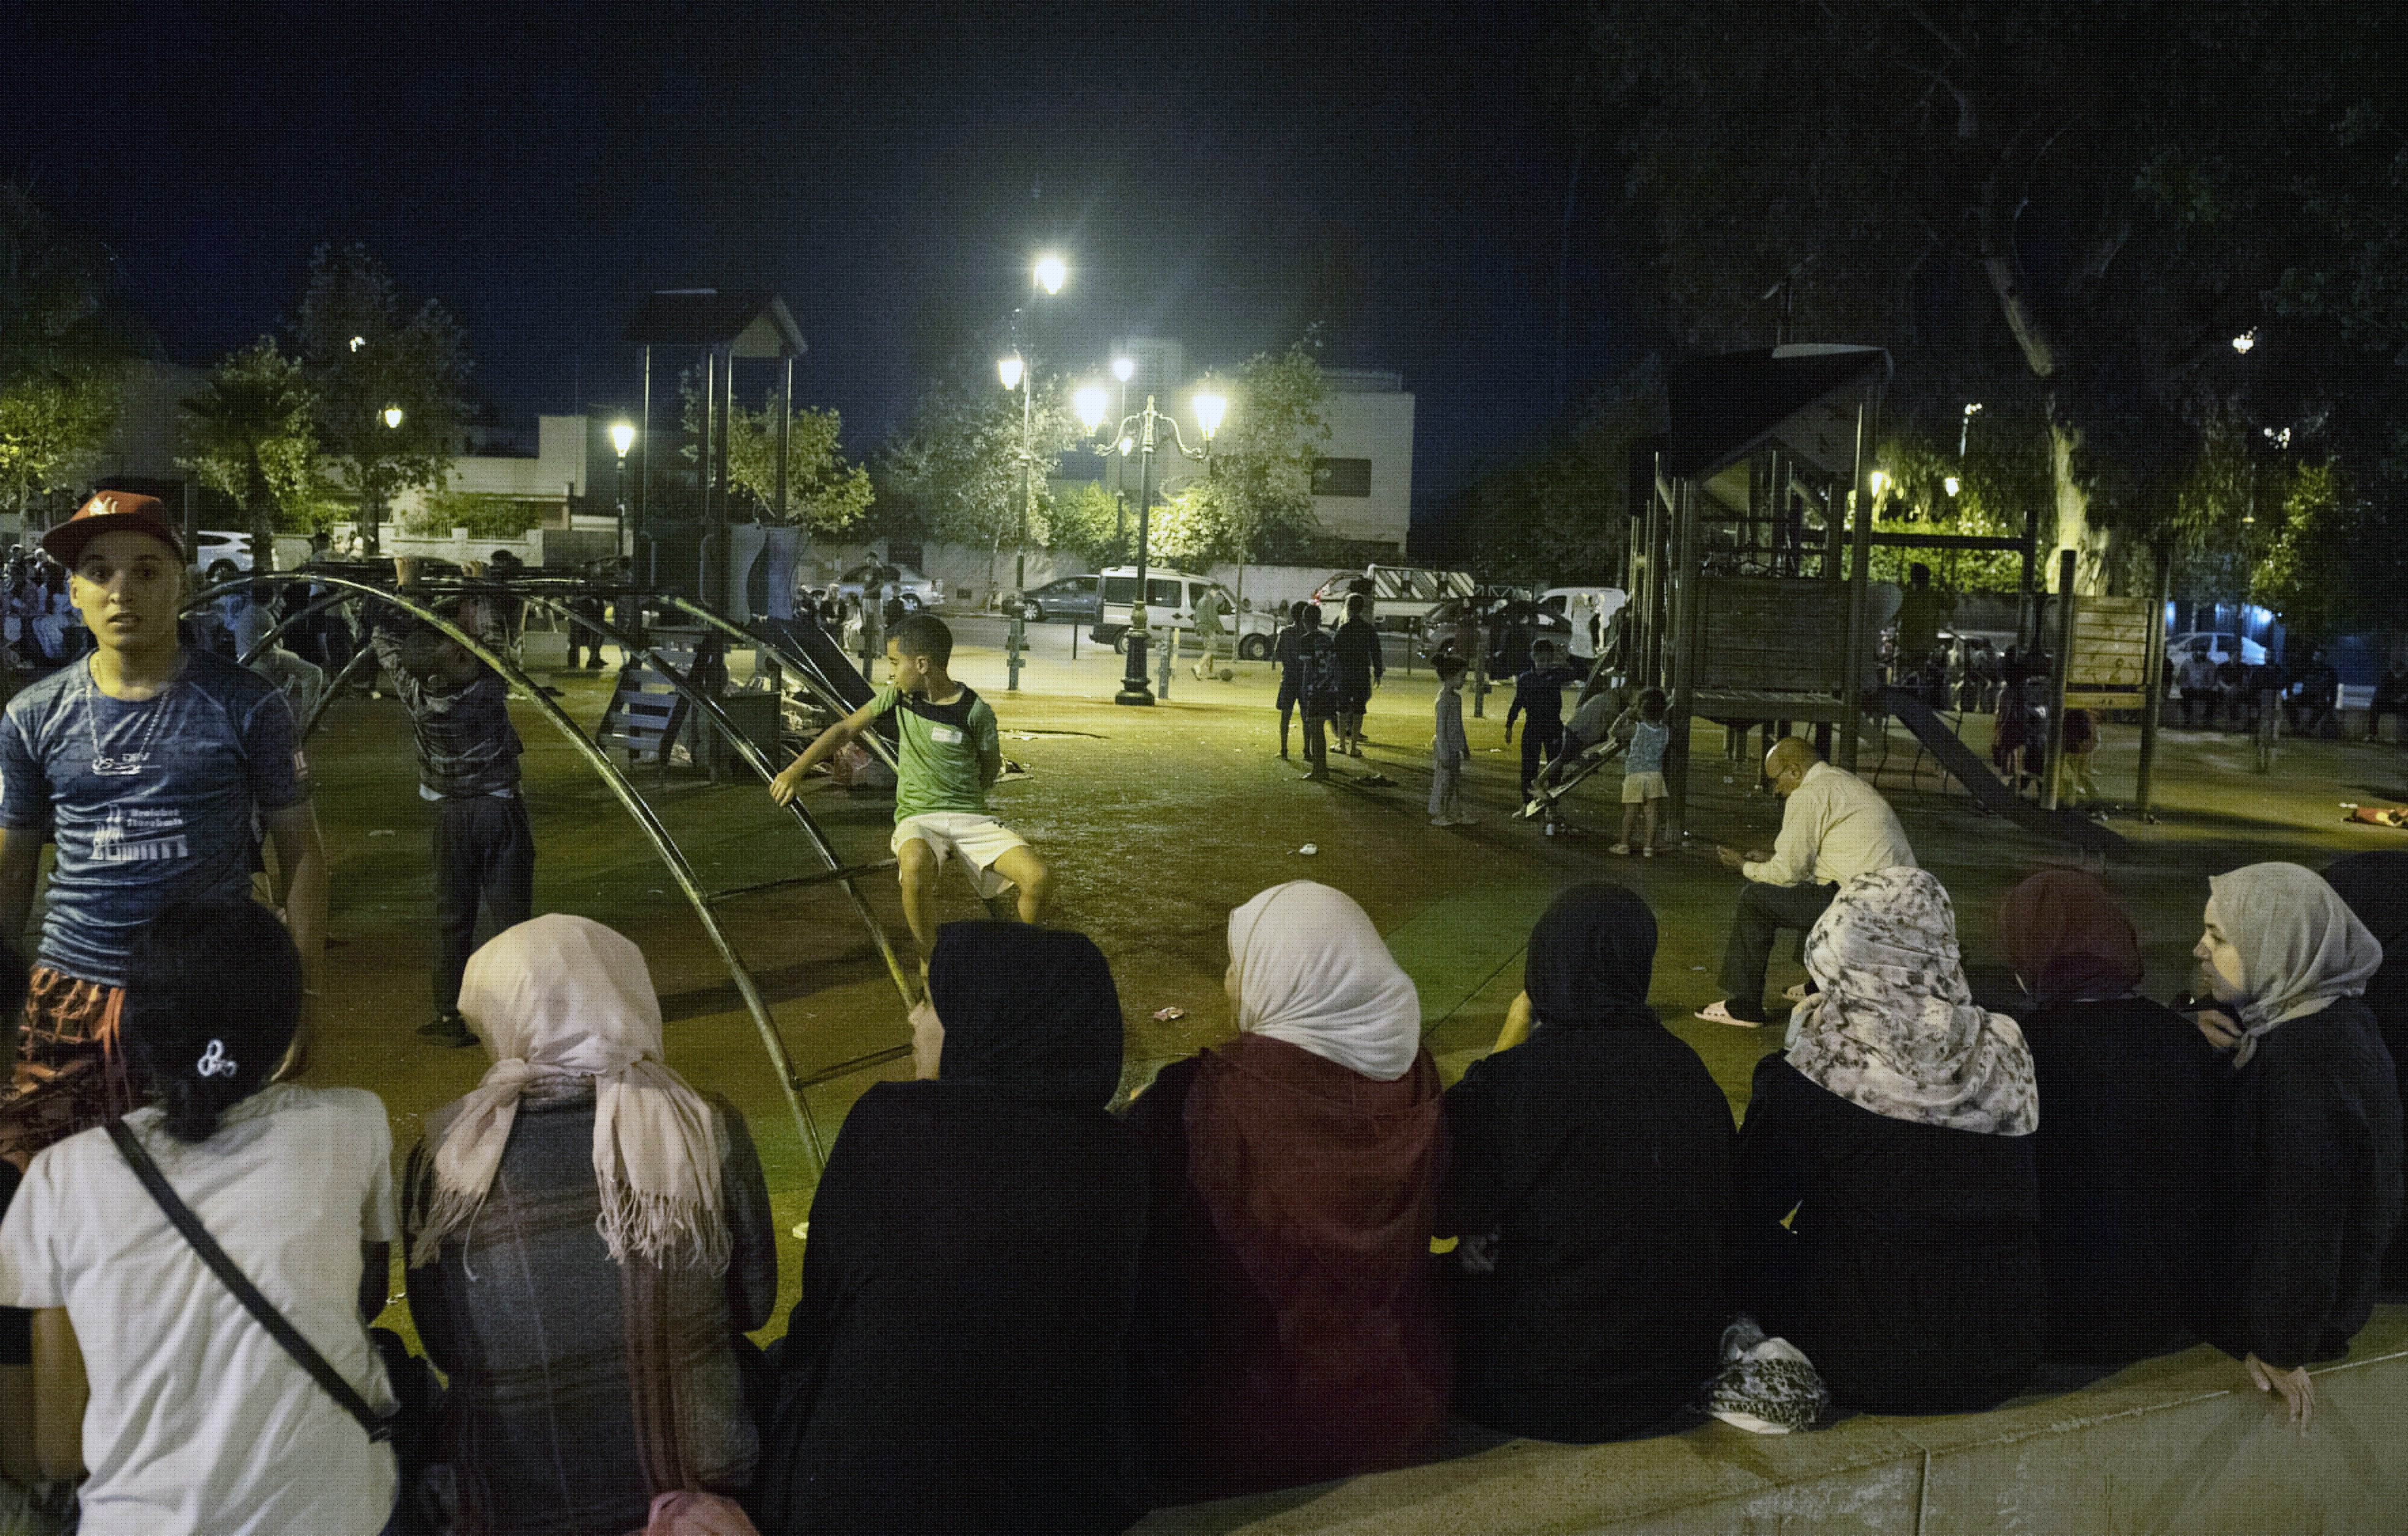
[821,562,943,611]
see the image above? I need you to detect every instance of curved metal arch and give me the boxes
[181,573,907,1169]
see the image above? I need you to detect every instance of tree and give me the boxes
[0,186,128,521]
[178,338,324,569]
[678,381,874,536]
[881,362,1078,596]
[1149,340,1330,601]
[1440,359,1663,585]
[292,244,471,551]
[1584,0,2408,593]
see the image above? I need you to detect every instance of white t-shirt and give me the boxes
[0,1083,399,1536]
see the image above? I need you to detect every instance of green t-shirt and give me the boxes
[873,683,1002,822]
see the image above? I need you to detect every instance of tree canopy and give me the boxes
[292,244,471,541]
[1149,339,1330,569]
[678,381,873,536]
[0,186,129,520]
[1585,0,2408,608]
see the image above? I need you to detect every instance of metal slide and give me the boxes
[1877,686,2128,856]
[192,573,919,1170]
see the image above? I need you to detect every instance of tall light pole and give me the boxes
[1076,385,1225,705]
[610,420,637,557]
[998,253,1066,596]
[365,404,404,556]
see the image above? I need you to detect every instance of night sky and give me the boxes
[5,1,1634,529]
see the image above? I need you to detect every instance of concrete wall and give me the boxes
[389,413,592,525]
[1132,1308,2408,1536]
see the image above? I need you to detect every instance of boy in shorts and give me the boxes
[768,612,1051,963]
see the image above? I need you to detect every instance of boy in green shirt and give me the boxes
[769,613,1051,958]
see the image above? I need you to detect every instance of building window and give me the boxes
[1313,458,1373,497]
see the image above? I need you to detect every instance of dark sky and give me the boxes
[4,0,1634,527]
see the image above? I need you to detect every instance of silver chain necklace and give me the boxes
[81,656,183,777]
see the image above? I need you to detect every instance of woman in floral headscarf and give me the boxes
[1735,867,2046,1413]
[1999,870,2224,1365]
[2187,862,2399,1433]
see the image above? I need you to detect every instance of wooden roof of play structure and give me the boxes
[626,289,807,358]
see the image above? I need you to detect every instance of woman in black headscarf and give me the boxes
[752,923,1148,1536]
[1436,882,1735,1442]
[1998,870,2225,1364]
[2323,852,2408,1288]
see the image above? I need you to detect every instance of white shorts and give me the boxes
[892,813,1031,900]
[1622,771,1669,804]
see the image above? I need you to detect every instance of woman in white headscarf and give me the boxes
[1736,867,2048,1414]
[1122,881,1447,1501]
[2187,862,2400,1433]
[402,915,777,1536]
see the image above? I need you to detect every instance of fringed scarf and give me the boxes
[409,914,729,1272]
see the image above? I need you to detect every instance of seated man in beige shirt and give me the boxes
[1697,737,1917,1026]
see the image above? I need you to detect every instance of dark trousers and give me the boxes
[564,600,609,668]
[2179,689,2220,728]
[1302,709,1330,773]
[1519,719,1563,794]
[433,795,536,1014]
[1719,880,1839,1023]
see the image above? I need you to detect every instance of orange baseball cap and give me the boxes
[42,491,187,566]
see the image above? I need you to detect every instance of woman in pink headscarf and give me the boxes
[1122,881,1447,1500]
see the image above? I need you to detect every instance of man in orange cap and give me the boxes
[0,493,327,1149]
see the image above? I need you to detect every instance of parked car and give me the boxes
[821,561,943,611]
[1310,564,1477,632]
[2166,630,2268,669]
[1017,574,1101,624]
[1536,586,1627,653]
[192,530,258,582]
[1414,595,1572,674]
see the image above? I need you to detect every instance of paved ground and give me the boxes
[217,611,2408,1336]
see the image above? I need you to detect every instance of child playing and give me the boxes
[1611,686,1671,856]
[768,613,1051,965]
[1429,655,1475,826]
[368,557,530,1048]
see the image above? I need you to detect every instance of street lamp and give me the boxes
[1079,388,1226,705]
[610,420,637,556]
[994,254,1069,597]
[383,404,404,430]
[2232,329,2257,354]
[1034,252,1067,296]
[1943,475,1961,498]
[363,404,405,555]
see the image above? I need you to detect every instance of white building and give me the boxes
[1096,338,1416,556]
[388,413,593,529]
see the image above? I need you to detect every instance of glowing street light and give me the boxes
[1033,252,1068,296]
[2232,329,2257,354]
[349,335,367,352]
[1112,356,1135,382]
[1868,469,1889,496]
[997,354,1024,391]
[1074,384,1110,433]
[1943,475,1961,497]
[382,404,404,430]
[1193,390,1228,441]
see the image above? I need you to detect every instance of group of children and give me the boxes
[1429,638,1671,845]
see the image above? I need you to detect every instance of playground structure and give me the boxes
[193,567,916,1173]
[1621,346,2137,857]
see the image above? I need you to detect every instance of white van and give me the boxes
[1094,568,1236,650]
[1538,586,1628,654]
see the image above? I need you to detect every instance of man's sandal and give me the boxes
[1783,982,1811,1003]
[1694,1000,1765,1028]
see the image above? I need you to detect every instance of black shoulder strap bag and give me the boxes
[104,1119,395,1443]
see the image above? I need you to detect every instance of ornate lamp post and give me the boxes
[610,420,637,556]
[1074,385,1226,705]
[364,404,404,556]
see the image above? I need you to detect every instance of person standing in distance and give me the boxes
[1272,601,1308,760]
[0,494,326,1146]
[1331,592,1385,757]
[768,613,1050,965]
[1293,604,1341,782]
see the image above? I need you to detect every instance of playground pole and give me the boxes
[1837,394,1877,772]
[2134,544,2173,819]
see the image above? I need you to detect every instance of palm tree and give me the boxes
[178,338,320,574]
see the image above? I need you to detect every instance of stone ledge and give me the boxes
[1132,1305,2408,1536]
